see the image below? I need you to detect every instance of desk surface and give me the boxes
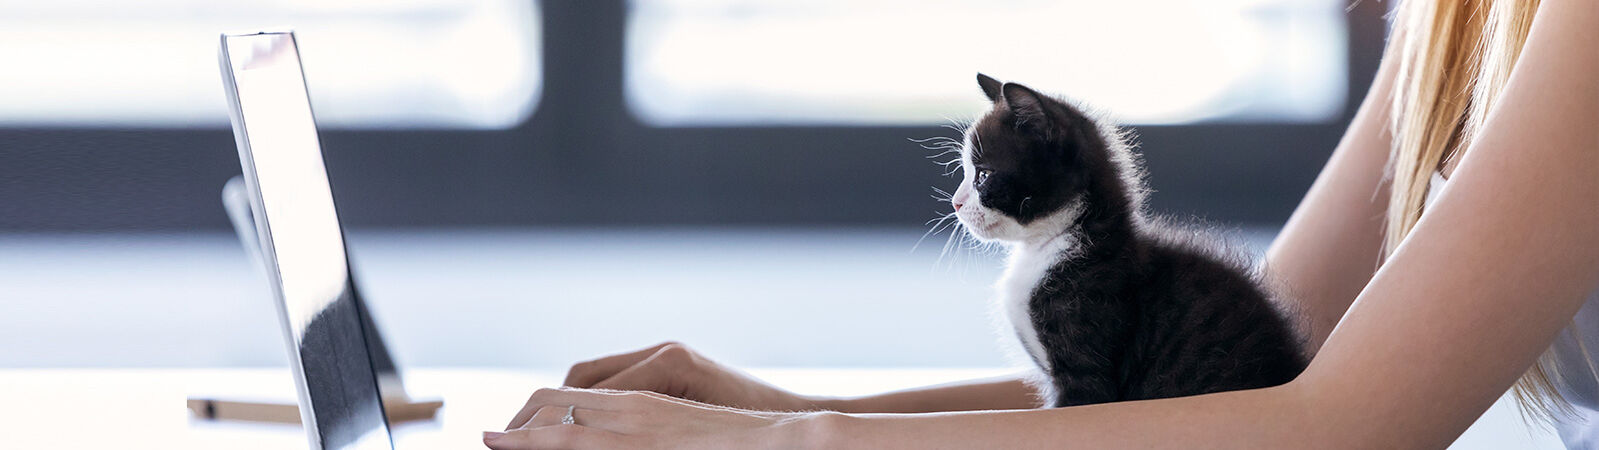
[0,367,1010,449]
[0,367,1561,449]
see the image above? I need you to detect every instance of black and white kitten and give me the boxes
[951,74,1307,408]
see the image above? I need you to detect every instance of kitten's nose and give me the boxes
[952,200,965,211]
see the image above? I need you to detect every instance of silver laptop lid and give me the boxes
[218,30,394,450]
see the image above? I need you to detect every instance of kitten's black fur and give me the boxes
[964,74,1307,407]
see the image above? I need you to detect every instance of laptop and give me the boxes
[217,29,394,450]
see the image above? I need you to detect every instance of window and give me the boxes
[627,0,1347,126]
[0,0,540,129]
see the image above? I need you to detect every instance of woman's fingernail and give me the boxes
[483,431,506,441]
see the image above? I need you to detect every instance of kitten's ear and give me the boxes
[1001,83,1051,125]
[977,73,1004,102]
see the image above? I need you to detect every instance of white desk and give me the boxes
[0,367,1561,449]
[0,367,1010,449]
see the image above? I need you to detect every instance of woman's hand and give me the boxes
[550,342,819,412]
[486,387,830,450]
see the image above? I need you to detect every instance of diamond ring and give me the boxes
[561,405,576,425]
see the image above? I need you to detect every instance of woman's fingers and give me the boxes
[518,406,641,434]
[516,405,568,430]
[563,342,681,388]
[590,344,699,394]
[484,424,628,450]
[489,388,788,450]
[503,387,631,430]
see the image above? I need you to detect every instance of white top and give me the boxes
[1428,172,1599,447]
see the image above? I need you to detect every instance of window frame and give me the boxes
[0,0,1391,231]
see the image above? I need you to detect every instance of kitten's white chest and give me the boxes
[996,245,1061,373]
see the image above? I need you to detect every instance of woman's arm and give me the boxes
[809,375,1039,413]
[829,1,1599,447]
[1261,30,1398,354]
[543,341,1038,418]
[489,1,1599,447]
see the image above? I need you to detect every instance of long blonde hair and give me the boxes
[1384,0,1571,423]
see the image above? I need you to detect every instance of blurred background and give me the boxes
[5,1,1570,446]
[0,0,1371,369]
[3,0,1392,371]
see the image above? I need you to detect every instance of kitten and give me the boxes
[951,74,1307,408]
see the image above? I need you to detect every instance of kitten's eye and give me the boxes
[975,169,993,186]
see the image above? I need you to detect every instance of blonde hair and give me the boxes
[1384,0,1573,423]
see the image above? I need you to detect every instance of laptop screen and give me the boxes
[219,30,394,450]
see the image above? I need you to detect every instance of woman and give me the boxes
[488,0,1598,447]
